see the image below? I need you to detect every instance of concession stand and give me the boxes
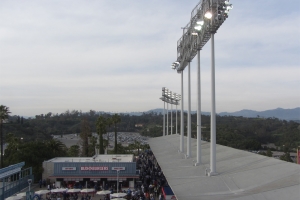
[42,154,138,190]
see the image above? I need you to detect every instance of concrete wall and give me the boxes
[42,161,55,183]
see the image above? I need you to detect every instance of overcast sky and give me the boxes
[1,0,299,117]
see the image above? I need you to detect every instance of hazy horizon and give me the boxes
[11,106,300,118]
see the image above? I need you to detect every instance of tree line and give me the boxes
[1,106,299,179]
[0,106,150,181]
[3,108,300,152]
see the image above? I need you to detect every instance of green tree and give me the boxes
[112,114,121,154]
[106,117,113,151]
[88,136,98,156]
[280,144,293,163]
[4,138,67,181]
[80,118,91,156]
[3,133,22,165]
[68,145,80,157]
[266,149,273,157]
[127,140,141,155]
[45,139,68,157]
[0,105,10,168]
[280,152,293,162]
[96,116,107,154]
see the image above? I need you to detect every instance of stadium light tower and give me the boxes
[172,62,184,153]
[161,87,166,136]
[171,0,233,175]
[160,87,180,137]
[175,93,181,135]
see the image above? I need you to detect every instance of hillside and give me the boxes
[218,107,300,121]
[146,107,300,121]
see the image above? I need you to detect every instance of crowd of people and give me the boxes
[101,149,169,200]
[128,150,168,200]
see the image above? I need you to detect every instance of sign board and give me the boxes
[112,167,125,171]
[80,166,108,171]
[62,167,76,171]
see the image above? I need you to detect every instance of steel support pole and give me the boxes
[187,62,191,158]
[163,101,165,136]
[171,104,173,134]
[167,103,169,135]
[117,170,119,193]
[180,71,184,152]
[210,33,217,175]
[176,104,178,134]
[195,49,201,165]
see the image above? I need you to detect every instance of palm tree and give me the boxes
[106,117,113,151]
[134,140,141,155]
[80,118,91,156]
[112,114,121,154]
[45,139,67,157]
[96,116,107,154]
[0,105,10,168]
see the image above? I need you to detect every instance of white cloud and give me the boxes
[0,0,299,116]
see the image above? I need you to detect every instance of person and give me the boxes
[39,179,42,188]
[150,194,154,200]
[141,184,144,193]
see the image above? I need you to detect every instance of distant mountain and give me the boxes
[144,108,210,116]
[218,107,300,121]
[144,107,300,121]
[104,107,300,121]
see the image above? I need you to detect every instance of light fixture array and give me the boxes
[172,0,233,71]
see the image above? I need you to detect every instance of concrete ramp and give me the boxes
[148,134,300,200]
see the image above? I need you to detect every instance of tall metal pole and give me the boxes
[210,32,217,175]
[171,104,173,135]
[167,103,169,135]
[196,48,202,165]
[187,62,191,158]
[163,101,165,136]
[0,123,3,168]
[176,104,178,134]
[117,170,119,193]
[180,71,184,152]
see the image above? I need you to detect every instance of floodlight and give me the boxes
[204,11,212,19]
[226,5,233,10]
[192,32,198,36]
[171,61,180,70]
[194,26,202,31]
[224,1,230,5]
[196,20,204,25]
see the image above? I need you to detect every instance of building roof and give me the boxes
[148,134,300,200]
[45,154,134,163]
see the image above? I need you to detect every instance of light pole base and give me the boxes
[194,162,201,166]
[208,172,218,176]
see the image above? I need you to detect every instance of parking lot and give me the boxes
[56,132,148,149]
